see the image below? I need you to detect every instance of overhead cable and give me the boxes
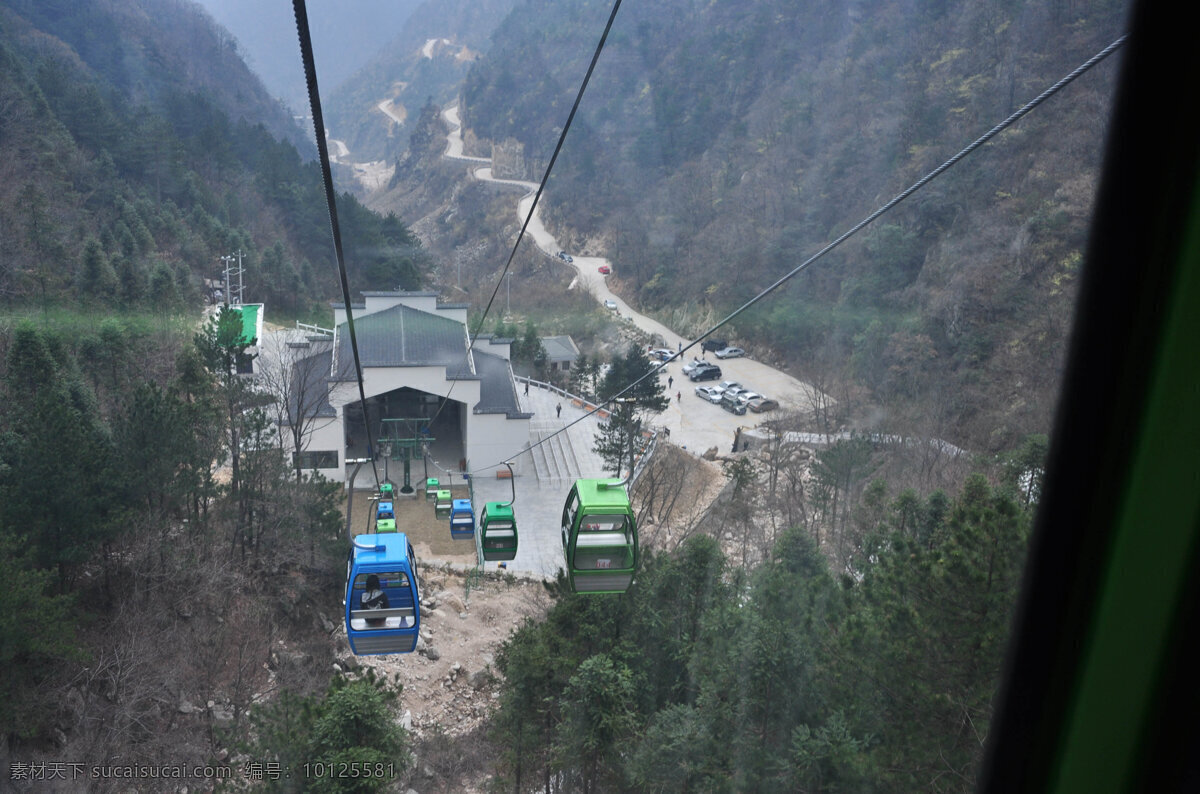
[425,0,625,431]
[467,34,1129,475]
[293,0,382,489]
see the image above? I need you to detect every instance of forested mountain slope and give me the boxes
[0,0,432,772]
[196,0,423,115]
[457,0,1129,451]
[324,0,518,165]
[0,0,426,315]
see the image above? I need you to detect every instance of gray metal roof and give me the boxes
[333,303,469,373]
[473,351,531,418]
[541,335,580,362]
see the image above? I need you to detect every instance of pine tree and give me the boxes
[77,236,118,299]
[593,346,668,476]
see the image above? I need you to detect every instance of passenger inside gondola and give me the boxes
[360,574,389,625]
[350,571,413,630]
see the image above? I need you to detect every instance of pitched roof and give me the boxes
[541,335,579,361]
[334,303,469,373]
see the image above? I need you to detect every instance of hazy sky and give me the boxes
[193,0,422,113]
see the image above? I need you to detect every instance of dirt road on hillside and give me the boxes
[441,105,828,455]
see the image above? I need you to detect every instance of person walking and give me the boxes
[556,402,562,418]
[676,391,681,404]
[668,375,674,389]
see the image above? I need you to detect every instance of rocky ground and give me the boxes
[330,566,549,793]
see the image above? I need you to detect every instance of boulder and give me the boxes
[210,704,235,728]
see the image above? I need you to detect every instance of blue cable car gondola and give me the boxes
[345,533,420,655]
[450,498,475,539]
[376,500,394,521]
[560,479,639,593]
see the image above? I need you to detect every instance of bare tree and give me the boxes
[631,444,712,551]
[256,331,351,480]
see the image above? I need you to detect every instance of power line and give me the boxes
[465,33,1128,475]
[292,0,382,490]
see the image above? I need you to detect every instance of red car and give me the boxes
[598,265,611,274]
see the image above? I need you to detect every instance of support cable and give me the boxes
[467,34,1129,476]
[293,0,382,491]
[424,0,625,433]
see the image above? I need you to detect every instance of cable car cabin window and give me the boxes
[483,519,516,549]
[348,571,414,630]
[562,490,580,533]
[572,514,634,570]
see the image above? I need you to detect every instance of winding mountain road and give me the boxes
[440,106,839,455]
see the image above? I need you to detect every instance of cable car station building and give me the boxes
[290,291,532,489]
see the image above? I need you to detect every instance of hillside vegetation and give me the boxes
[324,0,518,165]
[0,1,1137,791]
[0,0,427,318]
[457,0,1129,451]
[0,1,432,781]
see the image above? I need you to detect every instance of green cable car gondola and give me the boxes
[480,502,518,561]
[560,478,638,594]
[374,499,396,532]
[434,489,452,518]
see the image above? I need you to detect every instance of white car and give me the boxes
[735,391,763,405]
[681,358,707,376]
[718,381,744,394]
[603,299,618,310]
[714,346,745,359]
[694,385,725,403]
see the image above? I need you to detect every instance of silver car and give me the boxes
[694,385,725,403]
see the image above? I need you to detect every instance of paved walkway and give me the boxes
[462,383,614,578]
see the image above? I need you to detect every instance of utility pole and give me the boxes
[221,250,245,305]
[506,272,511,315]
[219,254,233,304]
